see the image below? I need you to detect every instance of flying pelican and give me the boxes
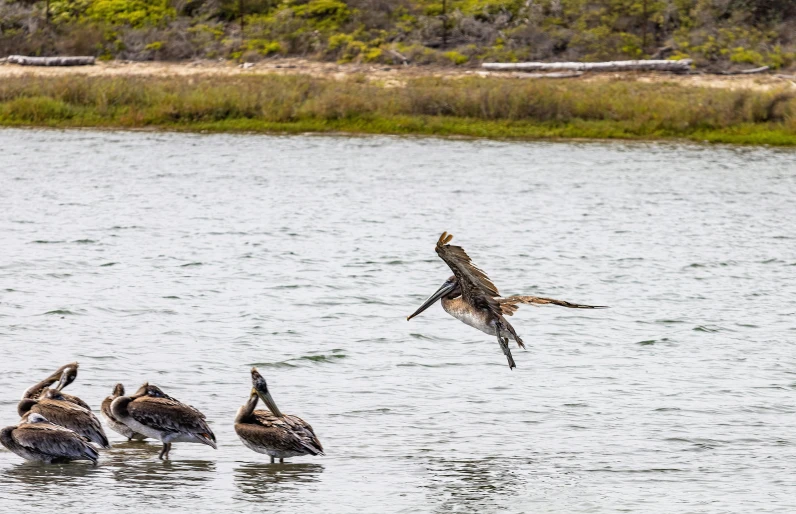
[407,232,606,369]
[110,383,216,460]
[18,389,110,448]
[0,413,100,465]
[234,368,323,463]
[21,362,91,410]
[101,384,147,441]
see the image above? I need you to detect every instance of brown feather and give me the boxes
[6,421,99,463]
[235,410,323,456]
[24,399,109,448]
[128,396,214,441]
[498,295,608,315]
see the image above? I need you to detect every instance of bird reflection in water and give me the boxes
[3,459,102,488]
[110,458,216,485]
[424,457,534,510]
[234,462,323,499]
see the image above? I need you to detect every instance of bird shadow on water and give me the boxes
[234,462,324,500]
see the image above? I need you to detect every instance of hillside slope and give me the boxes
[0,0,794,69]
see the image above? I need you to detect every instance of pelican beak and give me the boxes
[407,281,456,321]
[55,369,71,391]
[255,389,284,418]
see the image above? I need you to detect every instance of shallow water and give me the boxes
[0,129,795,513]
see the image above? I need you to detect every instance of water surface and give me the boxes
[1,129,795,512]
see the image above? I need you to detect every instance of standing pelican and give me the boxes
[407,232,606,369]
[18,389,109,448]
[101,384,147,441]
[0,413,99,464]
[234,368,323,463]
[21,362,91,410]
[110,383,216,460]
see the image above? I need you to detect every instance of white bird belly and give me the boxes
[120,417,164,441]
[441,297,516,340]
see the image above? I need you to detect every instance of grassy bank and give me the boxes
[0,73,794,145]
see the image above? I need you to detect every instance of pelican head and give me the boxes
[41,389,66,401]
[134,383,169,399]
[54,363,79,391]
[407,275,461,321]
[251,367,283,418]
[26,413,50,424]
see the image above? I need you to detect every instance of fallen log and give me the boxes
[482,59,692,73]
[715,65,770,75]
[7,55,95,66]
[510,71,584,79]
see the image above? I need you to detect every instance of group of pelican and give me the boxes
[2,232,603,464]
[1,364,322,464]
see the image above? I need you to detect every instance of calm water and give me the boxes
[0,129,795,513]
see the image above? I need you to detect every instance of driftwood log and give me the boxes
[482,59,693,74]
[509,71,584,79]
[715,65,770,75]
[7,55,95,66]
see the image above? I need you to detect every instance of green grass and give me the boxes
[0,74,794,145]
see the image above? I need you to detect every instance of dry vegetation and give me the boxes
[1,72,794,144]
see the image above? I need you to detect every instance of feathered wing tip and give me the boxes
[195,432,217,449]
[437,232,454,248]
[499,295,608,314]
[301,436,324,456]
[83,443,100,464]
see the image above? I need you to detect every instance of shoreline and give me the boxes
[1,63,794,146]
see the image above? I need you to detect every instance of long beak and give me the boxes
[407,282,456,321]
[55,370,70,391]
[256,389,284,418]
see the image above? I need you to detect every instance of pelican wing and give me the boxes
[128,397,215,441]
[240,410,324,456]
[435,232,500,300]
[58,392,92,411]
[498,295,608,316]
[31,400,109,448]
[13,424,99,462]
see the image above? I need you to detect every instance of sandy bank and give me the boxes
[1,58,795,91]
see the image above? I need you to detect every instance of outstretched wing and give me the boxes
[435,232,526,344]
[435,232,500,302]
[499,295,608,316]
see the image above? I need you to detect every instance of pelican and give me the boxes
[101,384,147,441]
[110,383,216,460]
[234,368,323,463]
[18,389,109,448]
[0,413,100,464]
[22,362,91,410]
[407,232,606,369]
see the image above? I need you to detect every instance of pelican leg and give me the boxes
[270,456,275,464]
[279,458,284,463]
[159,442,172,460]
[497,332,517,370]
